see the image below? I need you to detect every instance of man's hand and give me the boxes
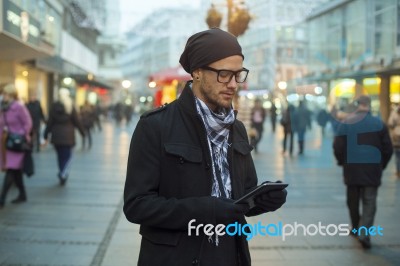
[215,198,250,224]
[254,181,287,212]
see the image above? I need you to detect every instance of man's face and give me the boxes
[193,55,243,111]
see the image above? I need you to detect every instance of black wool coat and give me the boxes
[124,82,264,266]
[333,110,393,186]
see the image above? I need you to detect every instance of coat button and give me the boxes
[205,163,210,170]
[192,258,199,265]
[179,157,184,164]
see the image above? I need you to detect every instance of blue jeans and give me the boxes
[55,145,72,179]
[347,186,378,240]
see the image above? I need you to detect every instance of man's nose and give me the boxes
[227,76,238,89]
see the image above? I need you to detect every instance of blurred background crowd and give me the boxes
[1,0,400,132]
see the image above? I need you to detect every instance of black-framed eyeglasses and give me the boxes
[201,66,249,83]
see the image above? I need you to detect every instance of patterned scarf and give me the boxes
[195,97,235,199]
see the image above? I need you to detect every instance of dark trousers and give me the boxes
[395,149,400,173]
[347,186,378,240]
[82,127,92,149]
[251,122,264,150]
[283,131,293,155]
[32,126,41,152]
[55,145,72,179]
[0,169,26,204]
[297,130,306,154]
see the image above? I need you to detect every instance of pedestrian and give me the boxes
[293,100,312,155]
[316,108,329,137]
[0,84,32,208]
[26,93,46,152]
[387,104,400,178]
[250,98,266,153]
[93,103,102,131]
[281,104,295,156]
[113,102,123,126]
[123,28,287,266]
[333,95,393,249]
[43,88,84,186]
[270,101,277,133]
[79,101,95,150]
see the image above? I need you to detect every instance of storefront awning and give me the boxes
[149,66,192,85]
[0,32,54,62]
[71,74,114,90]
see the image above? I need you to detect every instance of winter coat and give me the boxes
[281,105,295,133]
[333,110,393,186]
[387,107,400,148]
[26,100,45,130]
[44,101,84,146]
[80,104,95,129]
[292,105,312,132]
[0,101,32,170]
[124,82,263,266]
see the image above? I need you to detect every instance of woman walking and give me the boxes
[44,88,84,186]
[0,84,32,208]
[388,105,400,178]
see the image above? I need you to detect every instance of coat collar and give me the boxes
[177,81,199,116]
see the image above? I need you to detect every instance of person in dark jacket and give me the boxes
[79,101,95,150]
[281,104,295,155]
[250,98,266,152]
[316,108,329,137]
[26,94,46,152]
[270,102,277,133]
[123,28,287,266]
[333,95,393,249]
[43,88,84,186]
[293,100,312,154]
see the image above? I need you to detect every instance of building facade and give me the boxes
[96,0,124,106]
[303,0,400,121]
[0,0,114,115]
[120,7,205,106]
[0,0,61,114]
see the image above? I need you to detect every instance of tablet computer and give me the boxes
[234,182,288,208]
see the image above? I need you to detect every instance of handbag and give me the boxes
[5,132,30,152]
[3,113,30,152]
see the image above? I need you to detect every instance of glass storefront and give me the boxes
[9,0,62,48]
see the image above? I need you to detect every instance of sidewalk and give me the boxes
[103,121,400,266]
[0,119,134,265]
[0,117,399,265]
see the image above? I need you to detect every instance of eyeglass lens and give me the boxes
[218,70,248,83]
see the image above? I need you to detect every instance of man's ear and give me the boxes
[192,69,201,80]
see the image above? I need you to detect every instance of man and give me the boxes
[270,101,277,133]
[293,100,312,155]
[123,28,287,266]
[26,94,46,152]
[250,98,266,153]
[333,95,393,249]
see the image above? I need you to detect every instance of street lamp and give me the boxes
[122,80,132,89]
[278,81,287,91]
[206,0,251,37]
